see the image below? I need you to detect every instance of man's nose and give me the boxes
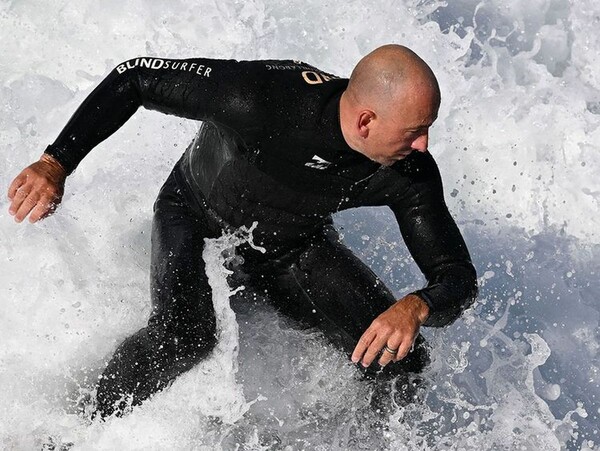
[412,133,429,152]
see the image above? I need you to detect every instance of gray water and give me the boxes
[1,0,599,449]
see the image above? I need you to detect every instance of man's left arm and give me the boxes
[351,152,478,367]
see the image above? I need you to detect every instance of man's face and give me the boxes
[360,91,439,166]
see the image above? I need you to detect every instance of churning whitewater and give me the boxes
[1,0,599,449]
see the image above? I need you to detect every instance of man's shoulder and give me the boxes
[228,58,346,89]
[350,152,444,212]
[389,151,439,179]
[255,59,341,81]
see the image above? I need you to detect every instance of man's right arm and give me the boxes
[45,57,260,174]
[8,57,263,222]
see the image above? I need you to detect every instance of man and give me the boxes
[8,45,477,418]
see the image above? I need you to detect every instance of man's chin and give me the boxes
[380,155,410,166]
[368,155,396,166]
[365,152,411,166]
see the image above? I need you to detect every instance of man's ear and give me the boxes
[357,110,375,139]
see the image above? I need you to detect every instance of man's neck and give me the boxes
[339,91,359,152]
[340,91,374,162]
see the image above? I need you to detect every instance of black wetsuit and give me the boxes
[44,57,478,417]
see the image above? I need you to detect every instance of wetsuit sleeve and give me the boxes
[44,57,263,174]
[389,153,478,327]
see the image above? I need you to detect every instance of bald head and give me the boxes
[346,44,440,115]
[339,45,441,165]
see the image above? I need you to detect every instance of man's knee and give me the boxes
[174,325,218,367]
[149,312,218,369]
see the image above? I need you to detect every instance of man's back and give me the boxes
[43,57,446,252]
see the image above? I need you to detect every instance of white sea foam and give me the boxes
[1,0,599,449]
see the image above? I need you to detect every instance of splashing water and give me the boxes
[1,0,599,449]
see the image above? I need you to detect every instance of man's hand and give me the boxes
[8,154,66,223]
[351,294,430,368]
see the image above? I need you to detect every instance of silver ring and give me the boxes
[384,345,398,355]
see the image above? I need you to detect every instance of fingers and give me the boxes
[9,181,59,223]
[351,297,429,369]
[379,331,417,366]
[352,323,418,368]
[8,161,65,223]
[14,191,59,223]
[8,174,27,201]
[393,335,416,363]
[351,331,375,365]
[9,184,33,219]
[14,191,41,223]
[28,196,56,223]
[378,338,402,367]
[352,326,403,368]
[360,334,389,368]
[8,172,30,218]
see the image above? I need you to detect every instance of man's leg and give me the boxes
[252,226,429,377]
[95,172,218,418]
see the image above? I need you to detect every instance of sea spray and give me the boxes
[38,225,263,449]
[385,328,584,450]
[1,0,600,448]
